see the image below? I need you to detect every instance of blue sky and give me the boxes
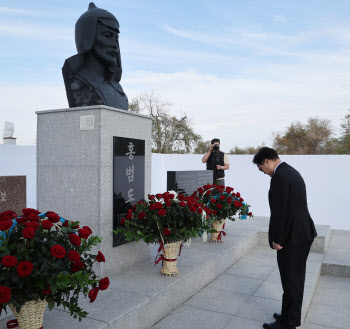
[1,0,350,150]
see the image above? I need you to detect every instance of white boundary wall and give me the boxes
[1,145,349,230]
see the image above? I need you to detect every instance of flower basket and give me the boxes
[197,184,253,243]
[210,219,226,243]
[156,240,182,276]
[9,299,47,329]
[0,208,110,324]
[114,191,213,276]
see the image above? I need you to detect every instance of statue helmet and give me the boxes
[75,2,120,54]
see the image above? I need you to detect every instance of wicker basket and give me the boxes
[159,241,182,276]
[210,219,226,243]
[9,299,47,329]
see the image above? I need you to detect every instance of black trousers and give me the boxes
[277,240,313,327]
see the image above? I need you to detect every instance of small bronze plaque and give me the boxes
[0,176,26,216]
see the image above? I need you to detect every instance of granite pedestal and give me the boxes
[36,105,153,275]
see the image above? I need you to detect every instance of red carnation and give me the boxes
[70,261,86,272]
[41,285,52,295]
[156,194,163,200]
[158,209,166,216]
[69,234,81,246]
[179,201,186,207]
[149,203,155,211]
[0,210,17,221]
[212,210,217,215]
[239,202,243,207]
[96,251,105,263]
[168,194,175,199]
[227,197,232,204]
[197,208,203,214]
[163,197,170,203]
[189,206,196,213]
[78,228,90,239]
[148,195,155,200]
[83,226,92,235]
[99,277,110,291]
[48,213,60,223]
[236,192,241,198]
[27,213,39,221]
[120,218,125,225]
[165,201,171,207]
[248,212,252,217]
[0,286,11,304]
[22,227,35,239]
[216,203,223,209]
[207,190,212,195]
[178,194,185,200]
[17,261,33,277]
[67,250,80,263]
[240,198,244,202]
[88,287,99,303]
[210,198,216,204]
[163,228,171,236]
[220,195,225,200]
[62,220,69,228]
[24,221,39,230]
[1,255,18,268]
[41,220,53,230]
[155,202,162,210]
[50,244,66,259]
[22,208,40,216]
[46,211,57,216]
[138,212,146,220]
[234,201,240,207]
[0,220,13,231]
[16,216,27,224]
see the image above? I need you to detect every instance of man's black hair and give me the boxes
[253,147,279,165]
[211,138,220,144]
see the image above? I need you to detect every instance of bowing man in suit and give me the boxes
[253,147,317,329]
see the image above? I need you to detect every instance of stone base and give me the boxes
[36,105,153,275]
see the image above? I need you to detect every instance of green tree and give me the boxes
[336,110,350,154]
[194,140,211,154]
[272,117,335,154]
[129,92,201,153]
[228,145,263,154]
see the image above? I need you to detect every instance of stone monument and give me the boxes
[37,3,152,276]
[62,2,128,110]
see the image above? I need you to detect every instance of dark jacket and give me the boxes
[206,151,225,179]
[268,162,317,249]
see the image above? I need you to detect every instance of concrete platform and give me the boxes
[1,218,349,329]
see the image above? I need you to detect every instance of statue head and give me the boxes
[75,2,121,69]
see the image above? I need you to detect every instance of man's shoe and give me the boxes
[273,313,282,321]
[272,314,300,327]
[263,320,296,329]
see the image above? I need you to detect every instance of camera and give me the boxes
[213,144,219,152]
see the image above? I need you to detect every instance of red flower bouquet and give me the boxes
[198,184,253,242]
[0,208,108,322]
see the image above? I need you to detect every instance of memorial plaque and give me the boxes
[167,170,213,196]
[113,137,145,247]
[0,176,26,215]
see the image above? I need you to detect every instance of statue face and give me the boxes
[92,21,120,67]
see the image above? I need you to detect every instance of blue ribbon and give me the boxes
[0,213,67,245]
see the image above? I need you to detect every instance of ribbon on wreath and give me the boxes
[217,230,226,242]
[155,242,182,266]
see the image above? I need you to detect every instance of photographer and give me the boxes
[202,138,230,185]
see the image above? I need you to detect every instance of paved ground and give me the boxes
[152,239,350,329]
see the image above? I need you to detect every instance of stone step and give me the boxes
[257,224,332,253]
[321,229,350,278]
[0,219,268,329]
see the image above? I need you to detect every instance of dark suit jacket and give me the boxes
[268,162,317,249]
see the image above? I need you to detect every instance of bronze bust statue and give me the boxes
[62,2,128,110]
